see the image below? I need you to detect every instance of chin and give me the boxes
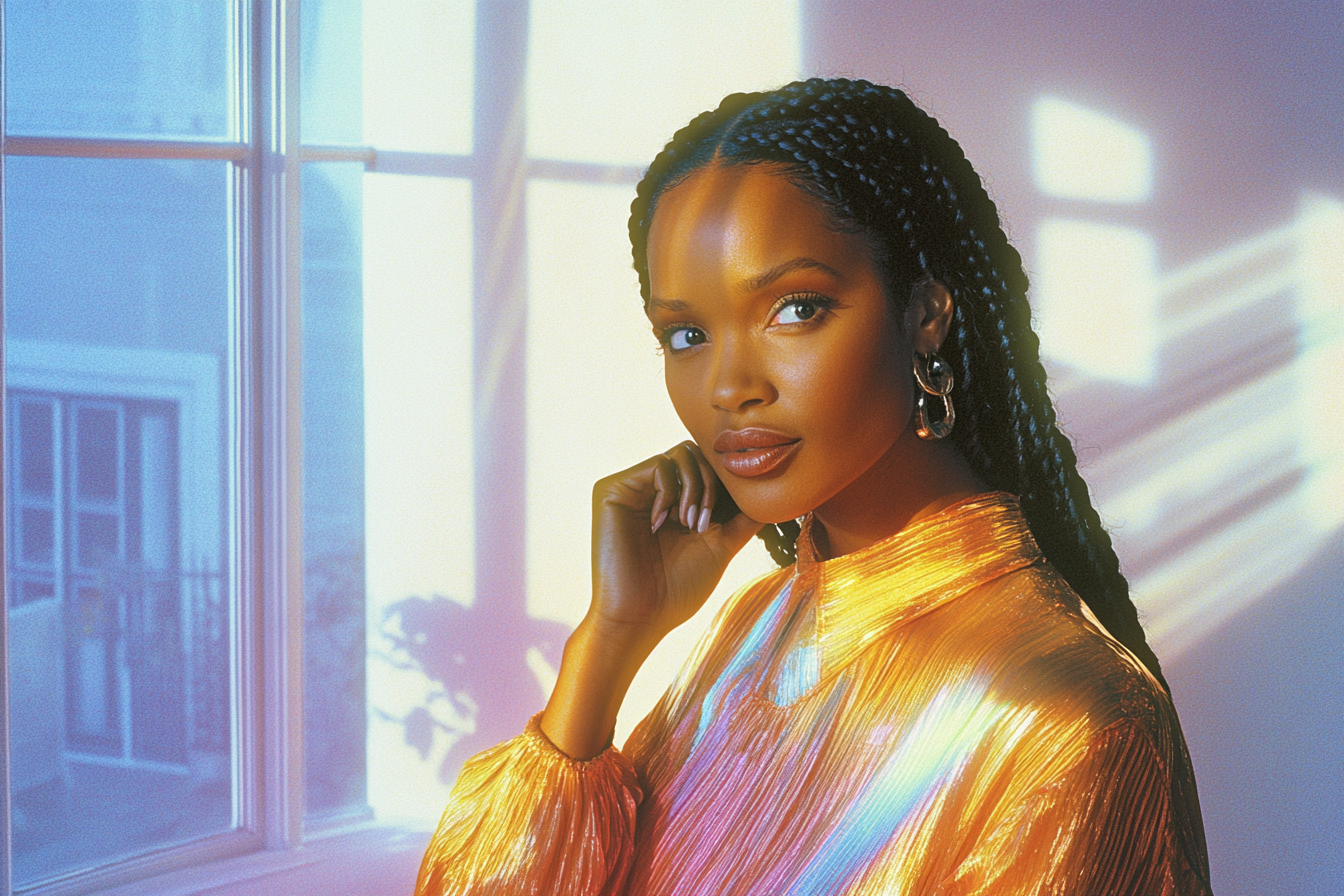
[722,481,818,527]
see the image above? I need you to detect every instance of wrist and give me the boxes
[539,615,655,760]
[578,611,662,660]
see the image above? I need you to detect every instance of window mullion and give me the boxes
[249,0,304,851]
[0,0,13,891]
[2,137,247,162]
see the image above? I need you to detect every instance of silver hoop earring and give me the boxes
[913,352,955,440]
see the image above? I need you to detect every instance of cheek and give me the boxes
[664,361,711,439]
[811,329,912,443]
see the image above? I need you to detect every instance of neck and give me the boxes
[810,430,989,559]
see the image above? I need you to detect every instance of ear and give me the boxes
[904,279,955,354]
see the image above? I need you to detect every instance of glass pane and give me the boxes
[75,406,120,502]
[361,174,474,825]
[17,399,54,497]
[301,0,474,153]
[300,162,367,823]
[19,508,53,565]
[526,0,801,166]
[4,157,234,887]
[301,0,362,146]
[524,181,779,747]
[4,0,236,140]
[20,581,55,604]
[301,164,476,826]
[76,513,120,568]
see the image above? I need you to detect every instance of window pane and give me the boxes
[301,0,474,153]
[75,405,121,502]
[4,157,233,887]
[4,0,236,140]
[301,166,476,826]
[526,0,801,166]
[300,162,367,823]
[17,399,54,497]
[18,508,53,565]
[301,0,363,146]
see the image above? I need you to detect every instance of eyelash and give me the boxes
[655,324,700,353]
[769,292,835,326]
[655,293,836,353]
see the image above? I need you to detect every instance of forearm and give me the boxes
[541,614,660,760]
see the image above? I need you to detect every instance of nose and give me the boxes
[710,336,776,413]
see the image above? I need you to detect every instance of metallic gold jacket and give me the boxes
[417,493,1212,895]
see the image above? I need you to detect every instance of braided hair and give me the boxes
[628,78,1167,690]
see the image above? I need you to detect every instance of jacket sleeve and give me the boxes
[948,718,1212,896]
[414,712,644,896]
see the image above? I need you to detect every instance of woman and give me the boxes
[416,78,1211,895]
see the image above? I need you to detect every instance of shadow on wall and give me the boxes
[377,595,571,783]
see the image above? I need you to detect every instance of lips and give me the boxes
[713,428,800,478]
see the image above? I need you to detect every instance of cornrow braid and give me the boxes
[628,78,1167,691]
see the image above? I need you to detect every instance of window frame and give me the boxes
[0,1,645,892]
[0,2,291,892]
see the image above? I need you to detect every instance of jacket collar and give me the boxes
[793,492,1044,678]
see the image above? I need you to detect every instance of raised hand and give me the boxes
[540,441,759,760]
[589,440,760,639]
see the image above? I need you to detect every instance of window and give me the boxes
[1,1,799,891]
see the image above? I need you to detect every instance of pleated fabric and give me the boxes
[415,493,1212,896]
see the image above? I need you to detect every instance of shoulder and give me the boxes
[924,561,1174,739]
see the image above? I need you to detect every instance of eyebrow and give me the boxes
[648,257,844,313]
[646,297,692,314]
[742,257,843,291]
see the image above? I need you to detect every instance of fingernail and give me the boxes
[697,506,711,533]
[652,508,669,533]
[686,504,699,529]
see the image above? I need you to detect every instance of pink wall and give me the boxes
[803,3,1343,892]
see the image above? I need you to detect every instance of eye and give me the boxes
[667,326,707,351]
[770,294,832,326]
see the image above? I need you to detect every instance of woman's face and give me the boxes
[645,164,922,525]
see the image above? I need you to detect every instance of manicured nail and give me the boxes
[652,508,669,533]
[686,504,699,529]
[697,506,711,533]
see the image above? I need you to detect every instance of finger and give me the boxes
[668,441,705,529]
[649,453,682,532]
[687,443,719,534]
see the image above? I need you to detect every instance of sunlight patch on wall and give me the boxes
[1297,194,1344,532]
[362,174,475,824]
[362,0,474,155]
[1030,97,1344,658]
[1031,96,1152,203]
[524,181,679,627]
[1034,218,1158,384]
[525,0,801,167]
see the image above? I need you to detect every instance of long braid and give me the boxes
[630,78,1166,690]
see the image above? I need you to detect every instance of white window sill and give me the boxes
[89,826,432,896]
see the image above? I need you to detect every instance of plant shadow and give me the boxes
[378,595,571,785]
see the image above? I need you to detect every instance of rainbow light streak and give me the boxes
[771,637,821,708]
[690,581,794,752]
[783,679,1008,896]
